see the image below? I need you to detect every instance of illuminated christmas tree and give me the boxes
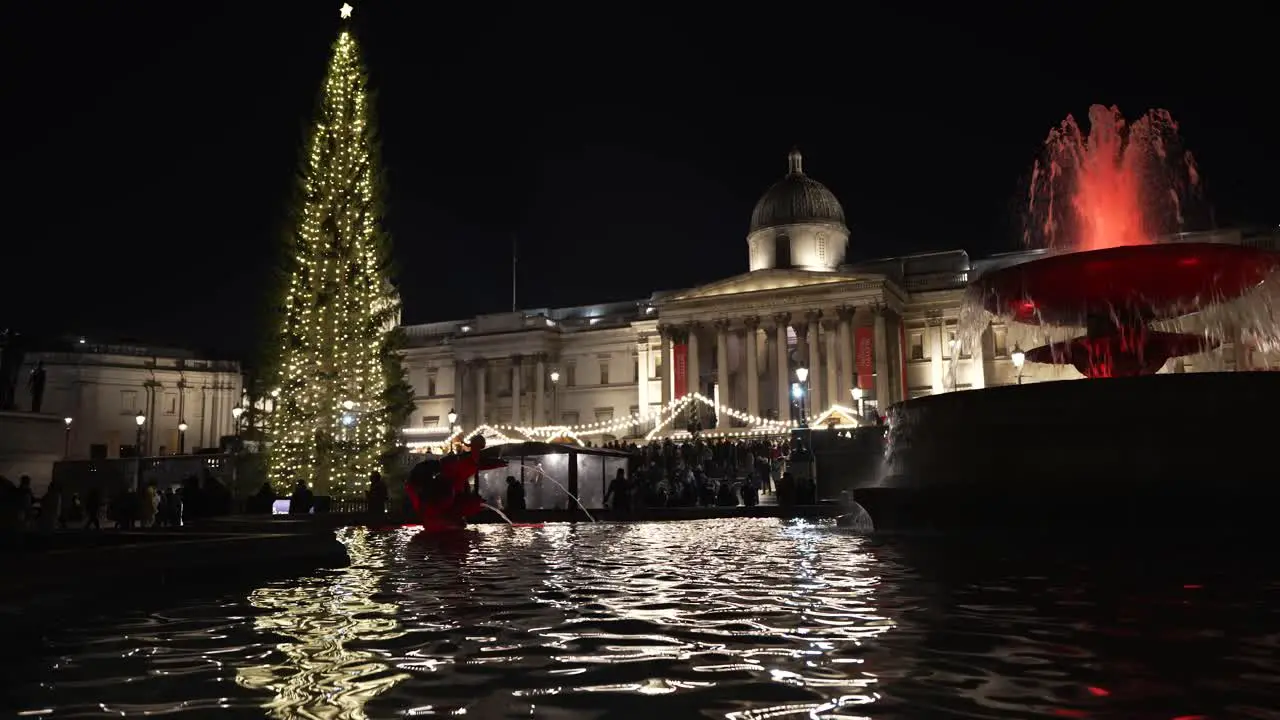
[266,5,412,499]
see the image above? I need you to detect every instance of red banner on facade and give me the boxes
[673,343,688,398]
[855,326,874,394]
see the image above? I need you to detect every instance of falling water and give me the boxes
[482,502,515,527]
[957,268,1280,380]
[520,463,598,522]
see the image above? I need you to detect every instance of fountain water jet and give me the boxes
[518,462,598,523]
[1026,105,1201,253]
[482,503,514,527]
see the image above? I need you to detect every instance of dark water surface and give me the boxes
[6,519,1279,719]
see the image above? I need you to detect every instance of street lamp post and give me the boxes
[63,416,72,458]
[850,383,863,422]
[134,412,146,489]
[549,370,561,425]
[178,421,188,454]
[447,408,458,432]
[795,366,809,426]
[231,406,244,438]
[1011,344,1026,385]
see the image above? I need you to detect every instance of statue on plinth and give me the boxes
[27,360,46,413]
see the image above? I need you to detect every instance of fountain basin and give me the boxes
[857,372,1280,533]
[1024,330,1218,378]
[976,242,1278,325]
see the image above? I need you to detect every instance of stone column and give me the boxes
[805,310,823,410]
[510,354,522,425]
[474,358,487,425]
[874,309,892,404]
[837,306,855,404]
[823,317,839,409]
[687,323,702,425]
[637,335,650,412]
[772,313,790,420]
[454,360,468,425]
[929,319,945,394]
[534,354,546,426]
[715,319,731,425]
[1231,326,1250,370]
[658,325,673,407]
[743,316,760,419]
[970,325,986,389]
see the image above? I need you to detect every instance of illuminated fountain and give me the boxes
[860,106,1280,533]
[972,105,1278,378]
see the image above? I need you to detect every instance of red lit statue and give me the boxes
[406,435,507,532]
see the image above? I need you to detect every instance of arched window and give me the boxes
[776,234,792,269]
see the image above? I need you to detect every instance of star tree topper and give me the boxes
[339,3,353,19]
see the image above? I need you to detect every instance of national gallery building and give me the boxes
[400,150,1278,447]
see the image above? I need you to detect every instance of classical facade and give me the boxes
[14,339,244,459]
[400,150,1280,447]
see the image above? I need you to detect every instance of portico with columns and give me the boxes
[655,269,907,427]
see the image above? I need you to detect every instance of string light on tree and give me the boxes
[264,8,413,499]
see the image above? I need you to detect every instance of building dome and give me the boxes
[748,148,846,234]
[746,149,850,272]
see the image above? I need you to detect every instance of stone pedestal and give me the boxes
[861,372,1280,533]
[0,411,64,494]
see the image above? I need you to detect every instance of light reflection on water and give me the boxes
[9,519,1280,719]
[234,527,413,718]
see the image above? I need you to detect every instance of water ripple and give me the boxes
[7,519,1279,719]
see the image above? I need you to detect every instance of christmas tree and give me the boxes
[266,6,412,499]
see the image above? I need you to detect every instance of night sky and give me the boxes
[4,2,1275,363]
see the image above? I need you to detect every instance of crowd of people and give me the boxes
[593,435,818,510]
[0,471,234,532]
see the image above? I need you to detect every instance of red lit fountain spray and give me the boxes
[961,105,1279,379]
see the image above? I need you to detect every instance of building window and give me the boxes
[817,233,827,262]
[163,392,178,415]
[599,362,609,385]
[776,234,792,268]
[427,372,437,397]
[909,332,925,361]
[993,326,1009,357]
[943,328,956,359]
[959,334,973,359]
[560,411,579,426]
[595,407,614,423]
[653,353,662,380]
[424,415,440,427]
[120,390,138,414]
[632,351,639,382]
[565,363,576,387]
